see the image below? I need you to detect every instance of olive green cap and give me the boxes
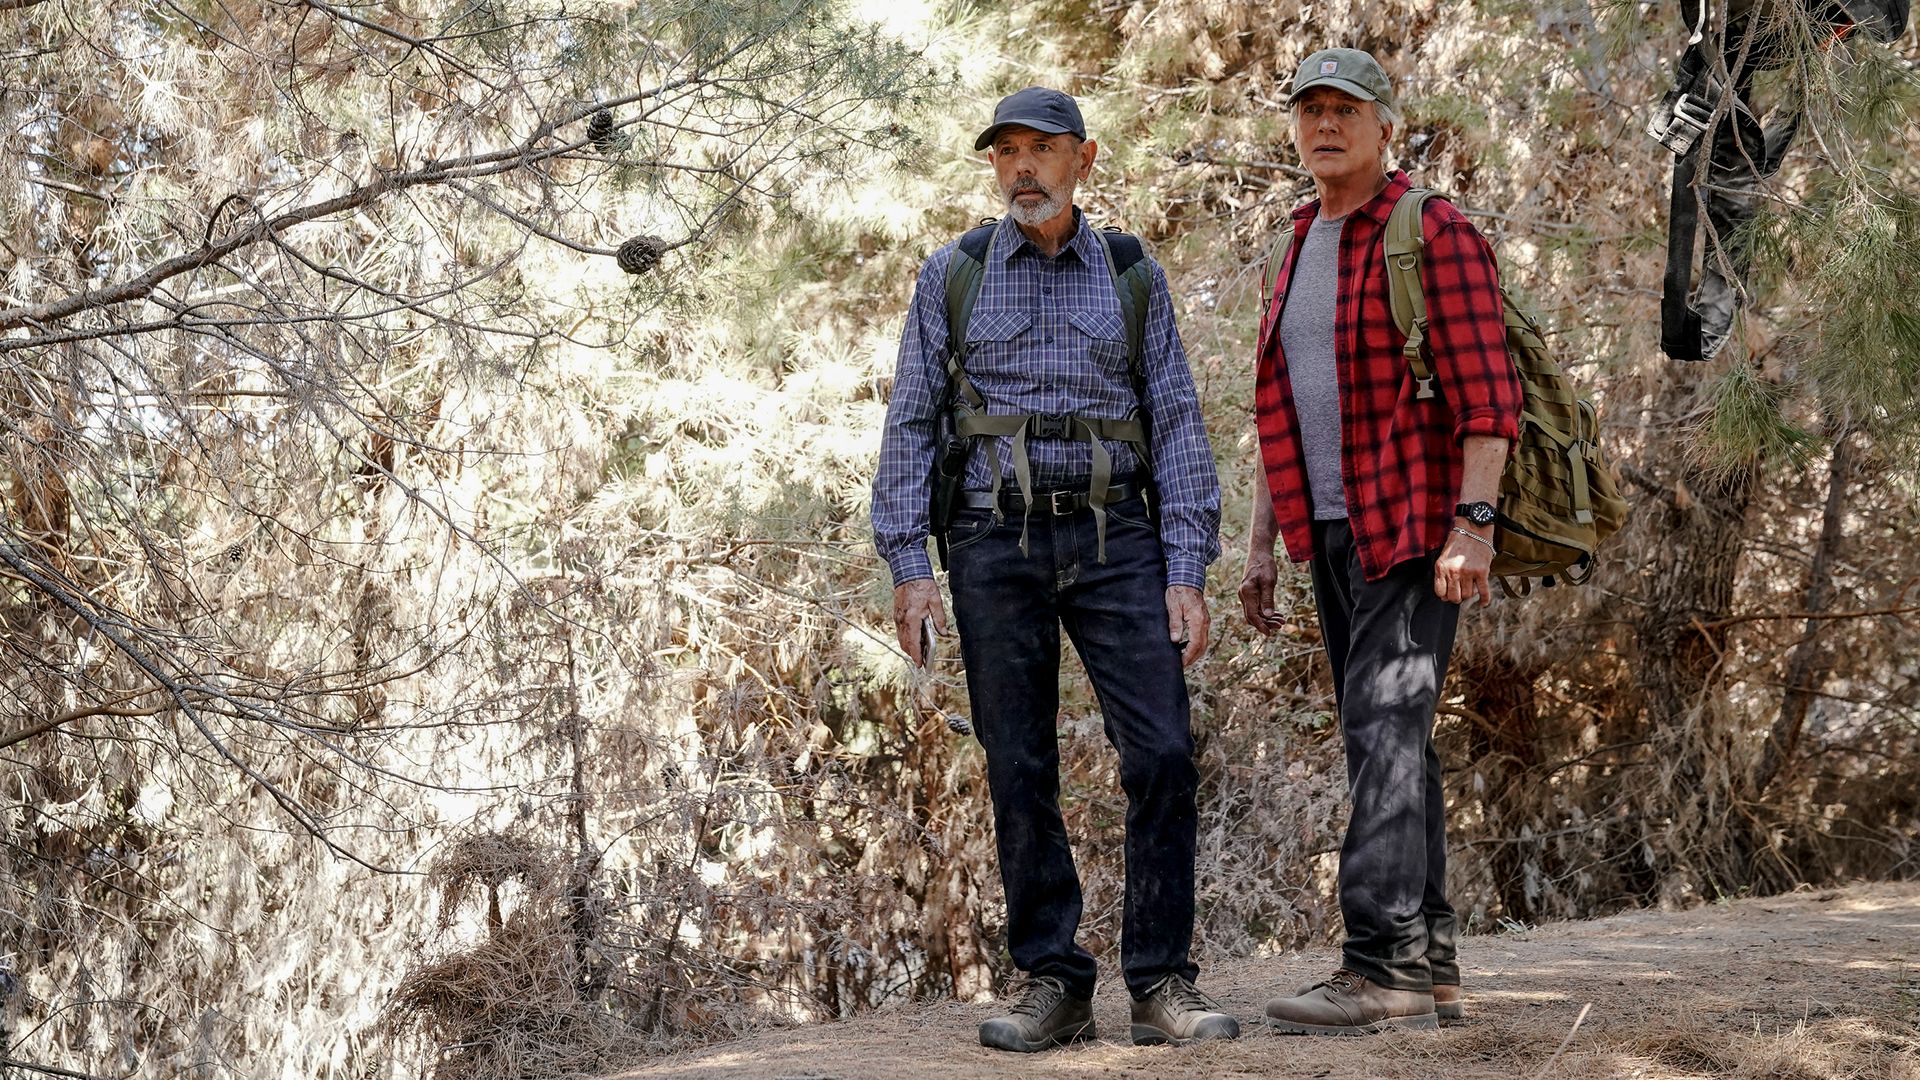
[1286,48,1394,109]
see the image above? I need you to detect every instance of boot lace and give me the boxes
[1155,974,1222,1014]
[1008,976,1067,1018]
[1320,969,1366,996]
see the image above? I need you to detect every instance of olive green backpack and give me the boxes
[1383,189,1629,593]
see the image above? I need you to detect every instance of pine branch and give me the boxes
[0,58,747,338]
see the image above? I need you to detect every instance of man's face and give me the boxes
[1292,86,1390,187]
[988,126,1097,228]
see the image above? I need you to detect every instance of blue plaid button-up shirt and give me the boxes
[872,212,1221,590]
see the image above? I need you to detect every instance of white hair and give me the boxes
[1373,101,1401,167]
[1004,183,1068,226]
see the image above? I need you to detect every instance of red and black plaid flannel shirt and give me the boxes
[1255,171,1522,581]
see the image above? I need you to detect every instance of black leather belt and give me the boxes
[958,479,1146,517]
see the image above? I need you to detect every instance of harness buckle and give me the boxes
[1646,89,1713,157]
[1028,413,1072,440]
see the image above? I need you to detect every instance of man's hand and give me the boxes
[1434,527,1495,607]
[1166,585,1209,668]
[1238,551,1283,636]
[892,579,948,668]
[1441,435,1509,608]
[1241,472,1285,637]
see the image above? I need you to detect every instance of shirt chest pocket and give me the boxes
[963,309,1033,373]
[965,309,1033,347]
[1066,308,1129,373]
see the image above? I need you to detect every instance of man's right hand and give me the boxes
[1238,550,1283,636]
[892,578,949,668]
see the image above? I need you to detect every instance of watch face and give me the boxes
[1460,501,1496,526]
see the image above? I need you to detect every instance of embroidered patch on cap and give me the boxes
[1321,60,1339,74]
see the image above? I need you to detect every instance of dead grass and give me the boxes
[596,883,1920,1080]
[385,832,649,1079]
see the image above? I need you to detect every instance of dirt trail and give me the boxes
[607,883,1920,1079]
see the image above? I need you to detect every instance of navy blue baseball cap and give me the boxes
[974,86,1087,151]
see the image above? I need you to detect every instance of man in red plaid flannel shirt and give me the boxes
[1240,48,1522,1036]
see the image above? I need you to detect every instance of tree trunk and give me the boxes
[1455,650,1546,921]
[1627,460,1758,897]
[1634,464,1756,730]
[1754,428,1853,797]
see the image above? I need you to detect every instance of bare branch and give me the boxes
[0,694,164,752]
[0,1058,108,1080]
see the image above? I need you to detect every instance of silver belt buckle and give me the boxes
[1049,489,1075,516]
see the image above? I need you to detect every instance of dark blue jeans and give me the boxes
[1309,519,1460,992]
[945,494,1200,1000]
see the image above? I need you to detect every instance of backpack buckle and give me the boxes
[1414,376,1436,400]
[1028,413,1072,440]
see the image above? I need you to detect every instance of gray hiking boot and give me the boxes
[1265,969,1437,1035]
[1290,976,1464,1023]
[1130,974,1241,1046]
[978,976,1095,1053]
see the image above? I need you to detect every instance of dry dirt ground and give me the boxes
[606,883,1920,1080]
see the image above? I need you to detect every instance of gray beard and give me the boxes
[1004,189,1067,227]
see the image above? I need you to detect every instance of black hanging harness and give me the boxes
[1652,0,1910,363]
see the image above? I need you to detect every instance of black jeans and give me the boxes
[945,494,1200,1000]
[1309,519,1460,992]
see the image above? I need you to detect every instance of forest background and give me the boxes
[2,0,1917,1077]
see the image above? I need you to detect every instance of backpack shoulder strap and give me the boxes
[1094,228,1152,390]
[957,219,997,263]
[1260,229,1292,317]
[1095,227,1156,475]
[942,221,998,409]
[1100,227,1146,275]
[1383,188,1441,400]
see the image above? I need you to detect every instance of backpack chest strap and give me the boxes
[954,412,1148,561]
[956,413,1146,444]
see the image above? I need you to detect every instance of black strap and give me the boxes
[1659,15,1714,363]
[1661,144,1706,362]
[957,220,996,264]
[944,220,999,406]
[1100,228,1146,275]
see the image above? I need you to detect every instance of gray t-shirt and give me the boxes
[1278,212,1347,520]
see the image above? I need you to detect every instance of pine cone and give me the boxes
[616,235,666,275]
[586,109,619,154]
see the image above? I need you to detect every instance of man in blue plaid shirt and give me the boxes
[870,87,1231,1052]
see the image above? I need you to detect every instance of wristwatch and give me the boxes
[1455,501,1497,527]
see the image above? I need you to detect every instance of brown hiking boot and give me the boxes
[1290,977,1464,1023]
[978,976,1095,1052]
[1264,969,1437,1035]
[1129,974,1242,1046]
